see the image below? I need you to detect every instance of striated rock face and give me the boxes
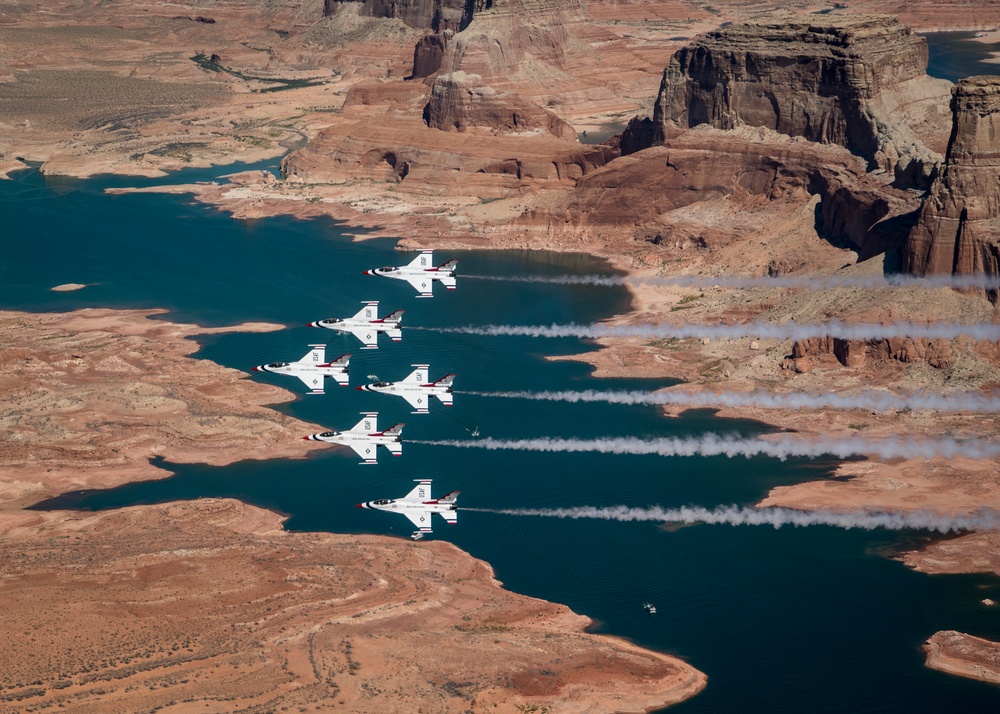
[903,76,1000,300]
[653,14,950,187]
[426,71,577,139]
[545,126,916,258]
[411,29,453,78]
[791,336,955,369]
[325,0,488,32]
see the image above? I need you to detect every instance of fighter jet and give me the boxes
[304,412,404,464]
[308,301,403,349]
[356,364,455,413]
[365,250,457,297]
[252,345,349,394]
[357,479,459,540]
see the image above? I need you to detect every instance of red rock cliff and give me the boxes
[903,76,1000,300]
[653,14,951,188]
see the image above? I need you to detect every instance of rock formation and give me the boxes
[541,126,916,258]
[324,0,488,32]
[425,71,577,138]
[903,76,1000,300]
[651,15,951,187]
[411,29,453,78]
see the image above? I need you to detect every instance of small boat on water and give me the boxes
[643,602,657,615]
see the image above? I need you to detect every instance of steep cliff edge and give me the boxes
[903,76,1000,300]
[324,0,490,32]
[426,71,577,138]
[652,15,951,187]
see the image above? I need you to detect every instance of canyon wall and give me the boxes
[426,71,577,138]
[903,76,1000,299]
[652,15,951,187]
[325,0,491,32]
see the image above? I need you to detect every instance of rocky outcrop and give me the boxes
[653,14,951,187]
[411,29,453,78]
[426,71,577,139]
[325,0,488,32]
[545,126,917,257]
[903,76,1000,300]
[924,631,1000,684]
[790,335,955,369]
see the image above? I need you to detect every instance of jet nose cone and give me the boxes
[252,366,260,372]
[302,435,312,441]
[355,386,364,391]
[355,503,365,509]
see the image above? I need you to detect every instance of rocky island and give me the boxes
[3,0,1000,706]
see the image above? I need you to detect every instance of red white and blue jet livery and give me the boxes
[357,479,459,540]
[365,250,457,298]
[303,412,404,464]
[357,364,455,413]
[252,345,349,394]
[308,301,403,349]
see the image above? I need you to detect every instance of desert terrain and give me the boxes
[3,0,1000,700]
[0,308,706,711]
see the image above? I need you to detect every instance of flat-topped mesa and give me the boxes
[426,71,577,139]
[903,76,1000,300]
[324,0,488,32]
[653,14,948,188]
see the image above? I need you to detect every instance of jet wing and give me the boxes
[403,510,433,531]
[349,327,378,349]
[296,373,325,393]
[348,440,378,464]
[399,391,429,413]
[405,275,433,297]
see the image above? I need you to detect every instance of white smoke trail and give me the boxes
[463,504,1000,533]
[433,320,1000,341]
[464,273,1000,291]
[412,434,1000,460]
[459,389,1000,413]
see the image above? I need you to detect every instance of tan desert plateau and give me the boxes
[3,0,1000,708]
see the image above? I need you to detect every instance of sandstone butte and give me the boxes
[3,0,1000,696]
[0,309,706,711]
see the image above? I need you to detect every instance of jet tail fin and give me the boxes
[433,374,455,405]
[438,259,458,273]
[382,422,404,439]
[382,309,404,325]
[437,490,460,504]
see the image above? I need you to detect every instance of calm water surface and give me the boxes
[7,161,1000,712]
[925,31,1000,82]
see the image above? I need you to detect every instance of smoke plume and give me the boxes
[465,273,1000,291]
[464,504,1000,533]
[433,320,1000,341]
[413,434,1000,460]
[459,389,1000,413]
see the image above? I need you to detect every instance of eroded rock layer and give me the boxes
[0,500,706,712]
[903,76,1000,299]
[924,630,1000,685]
[325,0,487,32]
[653,14,951,186]
[426,71,576,138]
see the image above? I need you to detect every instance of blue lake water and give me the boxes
[6,162,1000,712]
[925,31,1000,82]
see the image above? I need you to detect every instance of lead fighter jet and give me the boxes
[365,250,457,298]
[357,364,455,413]
[303,412,404,464]
[252,345,350,394]
[308,301,403,349]
[357,479,459,540]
